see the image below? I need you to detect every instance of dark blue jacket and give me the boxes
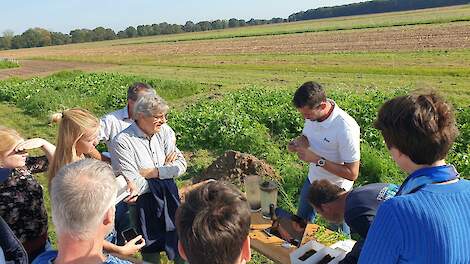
[135,179,180,260]
[0,215,28,264]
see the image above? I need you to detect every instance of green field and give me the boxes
[0,5,469,264]
[0,59,19,69]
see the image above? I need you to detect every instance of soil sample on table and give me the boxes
[298,249,317,261]
[317,254,334,264]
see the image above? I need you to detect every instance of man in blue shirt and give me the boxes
[359,93,470,263]
[33,159,144,264]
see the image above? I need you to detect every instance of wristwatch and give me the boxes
[316,157,326,167]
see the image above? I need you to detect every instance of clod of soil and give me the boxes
[317,255,334,264]
[194,150,277,188]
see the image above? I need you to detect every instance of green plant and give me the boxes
[0,59,19,69]
[0,71,211,119]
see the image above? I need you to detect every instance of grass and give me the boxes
[0,59,19,69]
[0,71,214,119]
[0,5,469,263]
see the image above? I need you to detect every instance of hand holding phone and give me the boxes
[118,229,146,256]
[121,228,140,242]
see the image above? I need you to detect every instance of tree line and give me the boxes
[0,17,286,50]
[0,0,467,50]
[288,0,469,21]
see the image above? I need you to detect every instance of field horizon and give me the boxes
[0,5,469,263]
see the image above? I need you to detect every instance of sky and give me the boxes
[1,0,363,35]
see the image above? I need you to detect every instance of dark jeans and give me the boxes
[128,205,186,264]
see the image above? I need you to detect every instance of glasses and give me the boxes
[152,113,168,121]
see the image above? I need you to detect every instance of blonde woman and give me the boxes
[0,126,55,262]
[48,108,101,183]
[48,108,143,257]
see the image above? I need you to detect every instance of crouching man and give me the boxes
[308,179,397,263]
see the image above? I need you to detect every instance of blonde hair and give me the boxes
[0,127,22,166]
[48,108,99,184]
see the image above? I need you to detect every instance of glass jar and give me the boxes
[244,175,261,212]
[259,180,278,219]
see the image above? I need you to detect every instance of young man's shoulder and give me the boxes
[349,183,398,203]
[31,250,57,264]
[101,107,127,124]
[31,251,132,264]
[380,179,470,213]
[332,106,360,132]
[104,255,132,264]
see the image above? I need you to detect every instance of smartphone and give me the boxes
[121,228,139,242]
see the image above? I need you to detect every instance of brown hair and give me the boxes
[292,81,327,109]
[48,108,99,184]
[374,92,458,165]
[127,82,154,101]
[176,181,251,264]
[308,180,345,208]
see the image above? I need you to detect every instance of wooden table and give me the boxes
[249,212,322,264]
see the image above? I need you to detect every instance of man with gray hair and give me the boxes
[88,82,156,248]
[33,159,144,264]
[89,82,156,161]
[111,94,186,264]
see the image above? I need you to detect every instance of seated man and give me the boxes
[176,181,251,264]
[33,159,144,264]
[308,179,397,264]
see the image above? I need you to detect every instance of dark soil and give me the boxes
[194,150,277,188]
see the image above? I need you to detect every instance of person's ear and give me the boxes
[103,207,114,226]
[241,236,251,263]
[178,241,188,261]
[314,204,325,214]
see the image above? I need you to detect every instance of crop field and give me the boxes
[0,5,469,264]
[0,59,18,69]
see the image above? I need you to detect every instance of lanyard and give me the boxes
[396,165,459,196]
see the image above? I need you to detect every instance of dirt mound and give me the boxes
[195,150,277,187]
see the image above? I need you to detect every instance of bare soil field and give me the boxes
[0,22,468,64]
[0,60,113,80]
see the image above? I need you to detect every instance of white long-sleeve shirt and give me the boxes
[110,122,186,194]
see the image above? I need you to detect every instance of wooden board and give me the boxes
[249,212,321,264]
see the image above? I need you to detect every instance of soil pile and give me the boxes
[195,150,277,187]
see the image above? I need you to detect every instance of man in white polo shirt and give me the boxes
[288,81,360,228]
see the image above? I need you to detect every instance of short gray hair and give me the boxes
[50,159,118,240]
[133,94,169,120]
